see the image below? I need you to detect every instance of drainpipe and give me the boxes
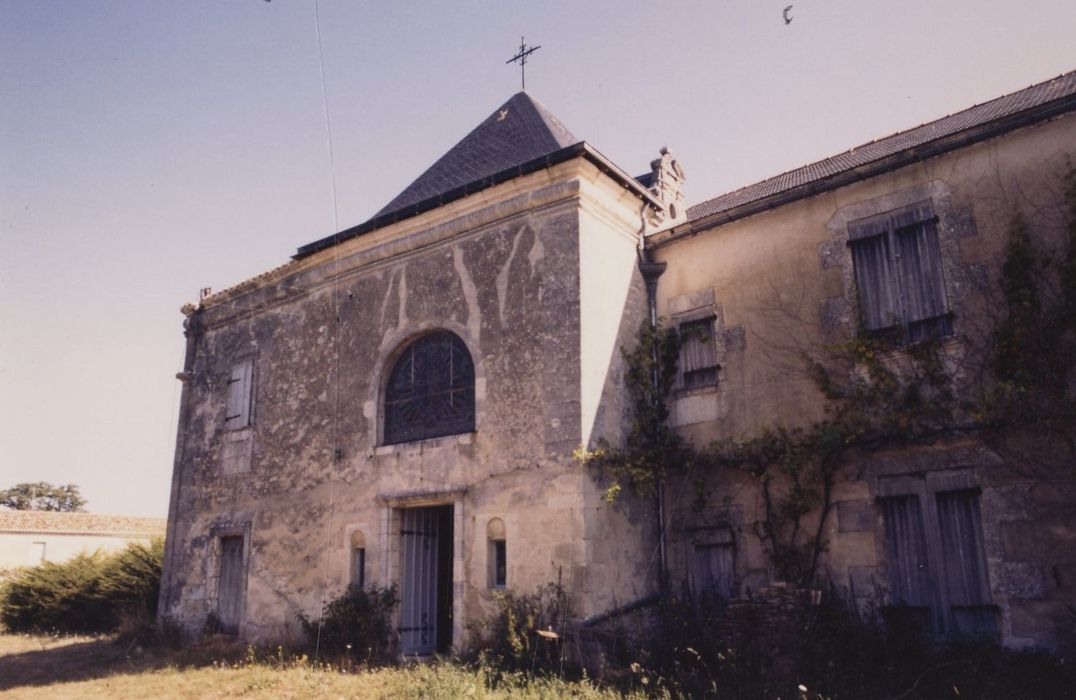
[637,204,669,598]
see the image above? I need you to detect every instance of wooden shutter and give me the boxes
[936,491,996,637]
[880,495,933,630]
[691,543,735,603]
[218,536,245,634]
[225,360,253,430]
[400,508,440,655]
[850,234,899,330]
[679,318,719,388]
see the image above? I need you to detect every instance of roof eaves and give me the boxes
[294,143,661,260]
[656,88,1076,247]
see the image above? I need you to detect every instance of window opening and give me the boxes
[487,517,506,588]
[880,474,995,639]
[350,530,366,588]
[399,505,454,655]
[217,535,245,635]
[384,331,475,445]
[225,359,254,430]
[849,202,951,342]
[678,317,719,389]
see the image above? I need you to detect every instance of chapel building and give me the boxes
[160,72,1076,654]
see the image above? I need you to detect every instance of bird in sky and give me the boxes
[783,5,794,24]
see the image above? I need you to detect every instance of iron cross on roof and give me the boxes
[506,36,541,91]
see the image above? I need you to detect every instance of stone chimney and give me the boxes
[644,147,686,234]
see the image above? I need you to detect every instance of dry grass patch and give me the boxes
[0,634,642,699]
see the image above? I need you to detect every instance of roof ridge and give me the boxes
[369,92,580,221]
[687,69,1076,223]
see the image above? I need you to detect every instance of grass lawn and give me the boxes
[0,634,643,699]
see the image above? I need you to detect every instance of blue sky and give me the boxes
[1,0,1073,516]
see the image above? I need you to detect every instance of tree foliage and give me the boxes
[0,538,163,634]
[0,482,86,512]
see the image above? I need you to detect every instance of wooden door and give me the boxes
[399,508,439,655]
[218,536,244,634]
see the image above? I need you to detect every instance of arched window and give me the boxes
[384,331,475,445]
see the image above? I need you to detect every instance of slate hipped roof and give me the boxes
[375,92,580,219]
[294,92,655,260]
[686,70,1076,226]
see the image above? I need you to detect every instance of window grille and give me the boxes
[384,331,475,445]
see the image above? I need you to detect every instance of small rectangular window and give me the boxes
[489,540,506,588]
[351,547,366,588]
[691,542,734,607]
[225,360,254,430]
[28,541,46,565]
[678,317,719,389]
[849,202,951,342]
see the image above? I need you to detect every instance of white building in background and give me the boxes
[0,510,165,576]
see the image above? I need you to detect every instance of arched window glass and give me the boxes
[384,331,475,445]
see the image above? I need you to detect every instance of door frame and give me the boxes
[208,520,251,637]
[378,490,465,655]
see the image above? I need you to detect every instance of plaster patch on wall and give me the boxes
[452,247,481,342]
[496,228,526,326]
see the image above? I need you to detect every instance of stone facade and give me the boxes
[162,77,1076,654]
[654,107,1076,651]
[160,156,660,648]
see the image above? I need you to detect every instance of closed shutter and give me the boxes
[679,318,719,388]
[896,220,951,341]
[691,543,735,605]
[881,495,933,630]
[218,536,245,634]
[936,490,996,637]
[225,360,253,430]
[850,234,899,330]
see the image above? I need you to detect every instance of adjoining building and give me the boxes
[0,511,165,577]
[160,71,1076,653]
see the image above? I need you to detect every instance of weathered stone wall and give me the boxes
[160,160,657,646]
[654,112,1076,650]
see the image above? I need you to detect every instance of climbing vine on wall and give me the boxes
[577,319,689,502]
[582,164,1076,587]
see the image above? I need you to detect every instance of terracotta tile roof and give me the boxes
[687,70,1076,223]
[0,510,166,536]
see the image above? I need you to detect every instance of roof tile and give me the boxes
[0,510,166,536]
[687,71,1076,222]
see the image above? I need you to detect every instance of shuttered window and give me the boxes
[225,360,254,430]
[880,475,996,639]
[849,202,951,342]
[678,317,719,389]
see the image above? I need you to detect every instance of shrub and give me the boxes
[0,537,163,635]
[296,584,398,665]
[470,581,572,674]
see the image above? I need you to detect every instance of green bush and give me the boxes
[0,537,163,635]
[296,584,399,665]
[469,582,572,674]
